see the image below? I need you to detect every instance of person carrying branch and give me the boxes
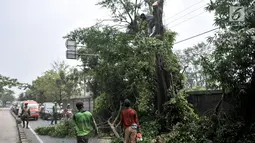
[120,99,141,143]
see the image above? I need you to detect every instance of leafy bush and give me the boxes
[162,115,255,143]
[163,117,213,143]
[35,119,76,138]
[35,126,55,135]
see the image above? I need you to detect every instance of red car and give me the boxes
[23,100,39,120]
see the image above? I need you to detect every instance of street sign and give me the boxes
[66,50,77,59]
[65,39,76,50]
[229,6,245,22]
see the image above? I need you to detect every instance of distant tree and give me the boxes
[175,42,214,89]
[1,89,15,106]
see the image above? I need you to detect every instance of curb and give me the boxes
[10,110,30,143]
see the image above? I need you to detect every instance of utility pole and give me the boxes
[83,65,87,97]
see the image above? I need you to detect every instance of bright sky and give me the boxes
[0,0,215,96]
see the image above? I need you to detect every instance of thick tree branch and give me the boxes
[181,65,188,74]
[113,102,122,124]
[119,0,133,22]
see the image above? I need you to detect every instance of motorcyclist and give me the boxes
[60,103,63,110]
[60,103,64,119]
[65,103,72,119]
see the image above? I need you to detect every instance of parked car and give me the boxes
[18,100,39,120]
[40,102,61,120]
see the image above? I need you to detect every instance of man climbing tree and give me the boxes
[140,13,155,36]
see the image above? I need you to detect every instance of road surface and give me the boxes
[24,118,110,143]
[24,118,76,143]
[0,108,18,143]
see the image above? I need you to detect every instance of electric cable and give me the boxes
[165,4,206,24]
[174,28,219,45]
[164,0,205,21]
[168,11,206,28]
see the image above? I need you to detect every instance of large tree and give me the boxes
[64,0,193,137]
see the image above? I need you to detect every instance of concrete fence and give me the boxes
[186,90,233,116]
[62,97,93,112]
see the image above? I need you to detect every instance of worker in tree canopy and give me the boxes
[73,102,98,143]
[21,103,30,128]
[51,102,58,125]
[140,13,155,36]
[120,99,140,143]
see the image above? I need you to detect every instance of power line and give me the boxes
[164,0,205,21]
[165,4,206,24]
[174,28,219,45]
[167,11,205,28]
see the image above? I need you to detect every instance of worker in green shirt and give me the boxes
[73,102,98,143]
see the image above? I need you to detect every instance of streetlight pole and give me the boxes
[65,38,100,111]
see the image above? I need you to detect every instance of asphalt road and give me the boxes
[24,118,76,143]
[25,118,111,143]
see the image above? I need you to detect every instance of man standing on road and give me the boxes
[21,103,30,128]
[120,99,140,143]
[73,102,98,143]
[51,102,58,125]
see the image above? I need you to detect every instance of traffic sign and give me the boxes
[65,39,76,50]
[66,50,77,59]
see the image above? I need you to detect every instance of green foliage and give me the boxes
[175,42,214,89]
[163,115,255,143]
[35,126,55,135]
[163,117,214,143]
[0,74,21,90]
[202,0,255,89]
[0,89,15,105]
[21,61,82,103]
[35,119,76,138]
[162,91,198,129]
[65,26,183,133]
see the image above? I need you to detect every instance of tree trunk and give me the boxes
[154,0,169,115]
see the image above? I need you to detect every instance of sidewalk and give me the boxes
[0,108,19,143]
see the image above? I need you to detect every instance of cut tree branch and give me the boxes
[113,102,122,124]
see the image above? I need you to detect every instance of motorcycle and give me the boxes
[66,109,73,119]
[61,109,73,119]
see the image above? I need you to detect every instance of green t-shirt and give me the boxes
[73,110,94,136]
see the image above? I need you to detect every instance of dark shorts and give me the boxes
[77,135,88,143]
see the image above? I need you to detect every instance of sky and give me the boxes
[0,0,215,96]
